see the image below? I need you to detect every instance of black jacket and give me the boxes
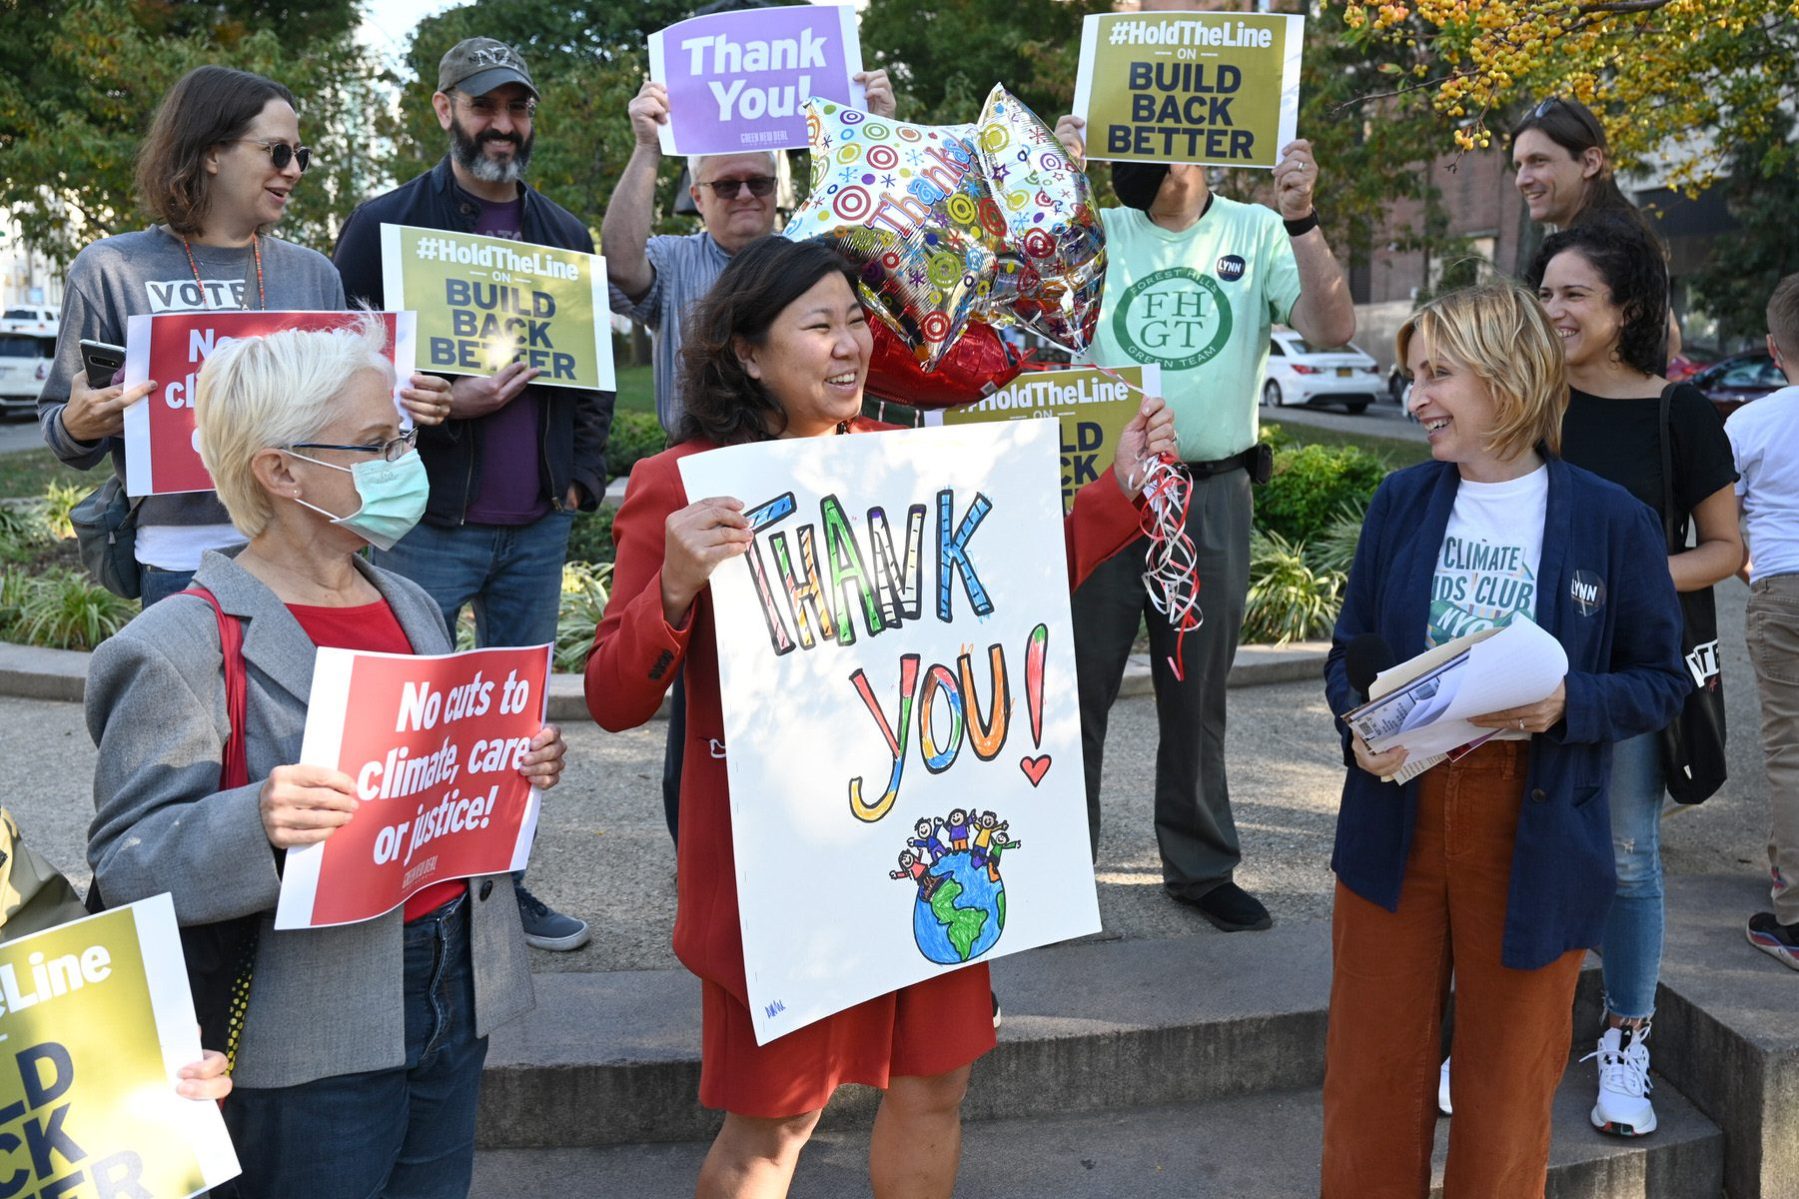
[334,157,613,524]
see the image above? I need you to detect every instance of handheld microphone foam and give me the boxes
[1344,634,1395,701]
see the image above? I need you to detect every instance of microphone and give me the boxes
[1344,634,1395,701]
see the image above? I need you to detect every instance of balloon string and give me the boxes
[1034,332,1204,681]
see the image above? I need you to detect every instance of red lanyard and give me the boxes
[181,234,265,310]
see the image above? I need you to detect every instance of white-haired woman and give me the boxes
[85,315,565,1198]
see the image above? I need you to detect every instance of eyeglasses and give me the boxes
[289,427,418,463]
[459,94,537,120]
[230,139,312,173]
[697,176,777,199]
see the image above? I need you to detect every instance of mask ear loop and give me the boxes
[1035,335,1204,681]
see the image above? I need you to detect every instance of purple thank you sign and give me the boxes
[649,4,865,157]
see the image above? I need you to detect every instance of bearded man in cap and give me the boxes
[1052,115,1357,933]
[335,37,611,953]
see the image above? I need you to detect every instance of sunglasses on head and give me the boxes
[697,176,776,199]
[230,138,313,173]
[1525,97,1603,143]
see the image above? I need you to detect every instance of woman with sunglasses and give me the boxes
[86,316,564,1197]
[37,65,450,607]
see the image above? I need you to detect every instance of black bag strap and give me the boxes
[1656,382,1681,554]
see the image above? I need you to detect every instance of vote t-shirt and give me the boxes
[463,193,551,525]
[1429,466,1548,650]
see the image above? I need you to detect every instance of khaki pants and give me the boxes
[1747,572,1799,924]
[1321,741,1585,1199]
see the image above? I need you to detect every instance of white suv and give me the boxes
[1260,329,1383,414]
[0,327,55,418]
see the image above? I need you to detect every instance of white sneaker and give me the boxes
[1438,1057,1452,1116]
[1583,1025,1657,1137]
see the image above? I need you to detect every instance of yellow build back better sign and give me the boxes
[928,365,1161,513]
[380,224,617,391]
[1073,11,1303,169]
[0,894,239,1198]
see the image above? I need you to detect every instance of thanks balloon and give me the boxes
[784,101,997,370]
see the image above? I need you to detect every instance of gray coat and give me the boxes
[86,549,534,1089]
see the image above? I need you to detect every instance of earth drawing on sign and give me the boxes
[888,808,1020,965]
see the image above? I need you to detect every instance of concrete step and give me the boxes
[478,921,1336,1150]
[476,921,1609,1152]
[1640,872,1799,1199]
[471,1061,1723,1198]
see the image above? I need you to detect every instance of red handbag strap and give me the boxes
[180,586,249,791]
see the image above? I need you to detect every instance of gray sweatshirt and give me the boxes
[38,226,344,566]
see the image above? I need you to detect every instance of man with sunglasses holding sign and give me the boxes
[602,64,895,844]
[334,37,612,953]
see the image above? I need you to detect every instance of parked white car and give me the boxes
[1260,329,1383,414]
[1,307,58,336]
[0,326,55,418]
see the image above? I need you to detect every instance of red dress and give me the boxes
[585,418,1144,1116]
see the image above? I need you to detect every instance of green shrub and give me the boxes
[4,567,137,651]
[566,504,615,565]
[1305,500,1368,578]
[41,480,83,541]
[1254,443,1386,546]
[1242,530,1343,646]
[0,504,49,565]
[607,410,667,481]
[555,560,613,673]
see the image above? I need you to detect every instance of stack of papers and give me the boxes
[1343,620,1569,783]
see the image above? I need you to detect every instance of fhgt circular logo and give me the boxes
[1110,267,1232,370]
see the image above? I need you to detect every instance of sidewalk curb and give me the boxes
[0,639,1330,721]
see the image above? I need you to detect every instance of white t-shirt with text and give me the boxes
[1728,384,1799,583]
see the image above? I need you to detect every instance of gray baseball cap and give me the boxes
[437,38,538,98]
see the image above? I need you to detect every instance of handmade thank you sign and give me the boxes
[1073,10,1303,168]
[680,421,1101,1044]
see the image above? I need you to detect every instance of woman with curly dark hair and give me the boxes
[585,235,1175,1198]
[1526,218,1741,1139]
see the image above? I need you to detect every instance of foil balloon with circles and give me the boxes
[973,84,1106,351]
[784,100,997,370]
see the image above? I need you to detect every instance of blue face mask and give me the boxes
[287,450,429,551]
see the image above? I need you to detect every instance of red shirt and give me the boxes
[287,599,463,921]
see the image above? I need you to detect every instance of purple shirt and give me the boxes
[464,194,551,526]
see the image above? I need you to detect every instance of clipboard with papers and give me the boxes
[1343,619,1569,784]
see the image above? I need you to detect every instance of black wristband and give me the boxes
[1284,210,1320,237]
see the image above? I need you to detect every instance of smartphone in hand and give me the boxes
[78,339,126,388]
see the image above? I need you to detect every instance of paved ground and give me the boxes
[1264,393,1426,443]
[0,416,42,454]
[8,579,1772,974]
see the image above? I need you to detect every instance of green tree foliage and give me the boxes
[1686,111,1799,346]
[858,0,1110,128]
[0,0,382,264]
[382,0,692,235]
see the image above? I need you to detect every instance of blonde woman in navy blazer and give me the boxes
[1319,282,1687,1198]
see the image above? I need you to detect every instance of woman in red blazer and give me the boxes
[586,236,1174,1199]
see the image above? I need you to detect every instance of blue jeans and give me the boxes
[139,565,195,607]
[223,896,488,1198]
[374,511,574,648]
[1601,731,1665,1020]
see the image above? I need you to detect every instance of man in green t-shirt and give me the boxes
[1055,114,1356,932]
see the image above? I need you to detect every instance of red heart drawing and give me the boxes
[1020,755,1052,787]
